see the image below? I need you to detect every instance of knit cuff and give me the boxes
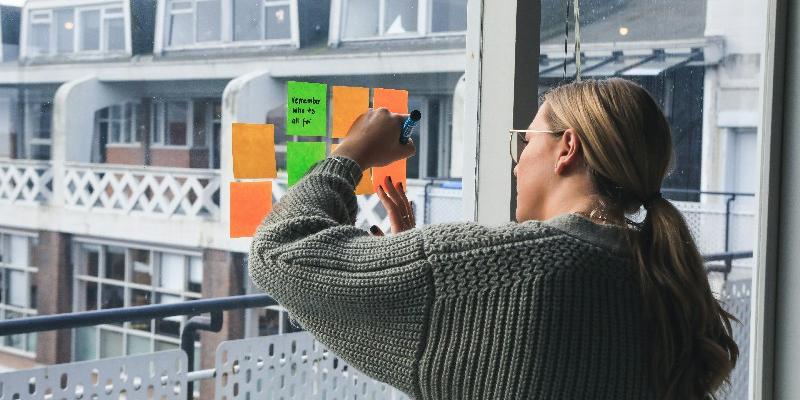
[311,156,364,188]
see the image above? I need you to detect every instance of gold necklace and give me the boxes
[574,208,626,228]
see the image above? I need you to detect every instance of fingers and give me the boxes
[376,184,407,234]
[369,225,385,236]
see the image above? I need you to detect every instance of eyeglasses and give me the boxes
[509,129,565,164]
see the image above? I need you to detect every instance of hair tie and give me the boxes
[642,192,663,210]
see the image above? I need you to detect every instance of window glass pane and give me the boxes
[80,10,100,51]
[104,246,126,281]
[168,8,193,46]
[153,102,164,143]
[165,102,188,146]
[100,283,124,309]
[343,0,379,38]
[192,101,207,148]
[79,280,98,311]
[188,256,202,294]
[159,253,185,291]
[26,331,37,353]
[265,5,291,40]
[9,235,29,268]
[155,293,181,337]
[257,308,280,336]
[6,270,27,307]
[3,311,26,350]
[131,249,152,285]
[29,23,50,55]
[99,329,123,357]
[106,17,125,51]
[55,9,75,54]
[196,0,221,42]
[431,0,466,32]
[155,340,179,351]
[127,334,150,355]
[234,0,261,41]
[79,245,100,277]
[384,0,418,35]
[74,327,97,361]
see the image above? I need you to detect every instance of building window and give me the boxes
[342,0,466,40]
[72,242,202,362]
[0,232,39,357]
[25,4,127,58]
[99,103,141,145]
[26,100,52,160]
[152,100,189,147]
[166,0,222,47]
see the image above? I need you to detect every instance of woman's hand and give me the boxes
[369,176,416,236]
[332,108,416,170]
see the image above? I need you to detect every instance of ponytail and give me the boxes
[543,78,739,400]
[628,197,739,399]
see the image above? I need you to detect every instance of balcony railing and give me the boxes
[0,158,52,205]
[63,162,222,220]
[0,256,751,400]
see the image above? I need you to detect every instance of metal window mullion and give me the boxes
[378,0,386,37]
[418,0,429,36]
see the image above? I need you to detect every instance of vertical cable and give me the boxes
[564,0,569,79]
[574,0,582,81]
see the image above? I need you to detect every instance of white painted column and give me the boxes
[463,0,540,224]
[220,70,284,248]
[51,76,134,204]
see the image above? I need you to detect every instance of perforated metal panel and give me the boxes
[717,279,752,400]
[214,332,409,400]
[0,350,187,400]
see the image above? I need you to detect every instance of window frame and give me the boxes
[150,99,193,149]
[23,2,129,59]
[0,230,39,358]
[161,0,299,51]
[70,239,203,362]
[101,102,141,147]
[337,0,466,43]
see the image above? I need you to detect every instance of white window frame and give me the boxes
[100,102,141,147]
[70,240,203,363]
[22,2,129,59]
[335,0,466,44]
[0,230,39,358]
[151,99,193,149]
[159,0,299,52]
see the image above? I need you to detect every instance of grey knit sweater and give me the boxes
[249,157,655,399]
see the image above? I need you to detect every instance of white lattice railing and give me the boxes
[64,163,221,220]
[0,158,53,205]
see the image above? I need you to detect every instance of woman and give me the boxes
[248,78,738,399]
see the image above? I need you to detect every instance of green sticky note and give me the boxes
[287,81,327,136]
[287,141,327,186]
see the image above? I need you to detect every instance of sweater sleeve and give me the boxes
[248,157,433,398]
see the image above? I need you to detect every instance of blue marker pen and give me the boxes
[400,110,422,145]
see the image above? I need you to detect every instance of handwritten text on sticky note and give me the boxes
[287,81,327,136]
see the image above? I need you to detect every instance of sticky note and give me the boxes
[372,159,407,194]
[332,143,375,195]
[232,123,277,179]
[287,81,327,136]
[287,141,327,186]
[230,181,272,238]
[372,88,409,192]
[373,88,409,114]
[332,86,370,139]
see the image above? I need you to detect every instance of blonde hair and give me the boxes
[543,78,738,399]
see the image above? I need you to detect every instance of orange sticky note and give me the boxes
[332,86,370,139]
[372,159,407,193]
[230,181,273,238]
[232,123,277,179]
[332,143,375,195]
[373,88,409,114]
[372,88,408,192]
